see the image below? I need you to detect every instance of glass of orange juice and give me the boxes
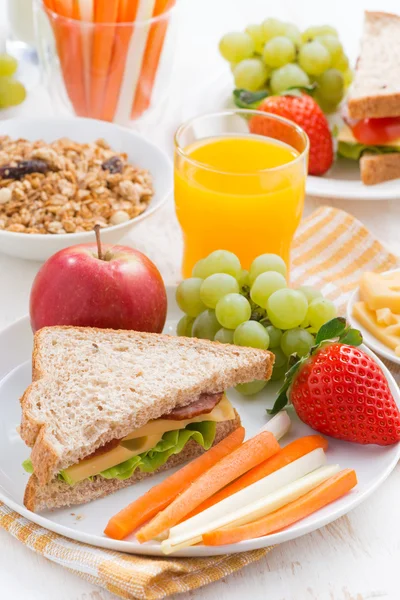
[174,109,309,278]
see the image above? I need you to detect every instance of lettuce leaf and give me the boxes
[98,421,216,481]
[21,422,218,484]
[337,141,400,160]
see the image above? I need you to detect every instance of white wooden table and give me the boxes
[1,0,400,598]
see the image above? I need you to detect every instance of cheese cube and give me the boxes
[359,271,400,313]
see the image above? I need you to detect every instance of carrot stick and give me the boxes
[101,0,139,122]
[186,435,328,520]
[131,0,174,119]
[202,469,357,546]
[46,0,87,116]
[89,0,120,119]
[104,426,245,541]
[136,430,281,543]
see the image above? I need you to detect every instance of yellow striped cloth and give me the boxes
[0,206,399,600]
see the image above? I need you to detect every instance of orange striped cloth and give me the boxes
[0,206,398,599]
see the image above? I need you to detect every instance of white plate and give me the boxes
[0,118,172,261]
[0,287,399,557]
[185,75,400,201]
[347,268,400,365]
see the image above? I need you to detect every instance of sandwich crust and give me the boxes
[360,152,400,184]
[24,412,241,512]
[20,326,273,486]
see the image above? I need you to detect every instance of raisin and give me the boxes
[101,156,123,174]
[0,160,49,180]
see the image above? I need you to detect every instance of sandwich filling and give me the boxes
[23,393,236,486]
[338,120,400,161]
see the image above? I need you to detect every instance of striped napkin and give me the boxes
[0,206,399,600]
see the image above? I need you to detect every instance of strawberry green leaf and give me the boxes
[340,328,363,346]
[315,317,347,344]
[268,388,290,415]
[283,82,318,97]
[268,358,303,415]
[233,89,269,109]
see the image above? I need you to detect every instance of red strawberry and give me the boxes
[249,94,333,176]
[271,318,400,446]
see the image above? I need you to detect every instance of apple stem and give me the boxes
[94,225,103,261]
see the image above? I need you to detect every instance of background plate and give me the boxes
[0,287,399,557]
[347,268,400,365]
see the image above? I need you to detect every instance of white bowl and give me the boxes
[0,118,172,261]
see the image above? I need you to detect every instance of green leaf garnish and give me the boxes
[340,328,363,346]
[233,88,269,109]
[315,317,347,344]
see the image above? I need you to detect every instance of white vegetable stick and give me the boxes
[260,410,291,440]
[161,448,327,551]
[78,0,94,116]
[113,0,156,124]
[162,464,340,554]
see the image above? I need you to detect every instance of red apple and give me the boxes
[30,233,167,333]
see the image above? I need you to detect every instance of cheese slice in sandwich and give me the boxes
[338,11,400,184]
[20,326,274,512]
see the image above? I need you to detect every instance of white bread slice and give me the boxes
[21,327,273,486]
[24,413,241,512]
[348,11,400,119]
[360,152,400,184]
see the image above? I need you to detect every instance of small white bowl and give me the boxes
[0,117,172,261]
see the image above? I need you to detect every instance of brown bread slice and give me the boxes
[348,11,400,119]
[24,414,241,512]
[360,152,400,184]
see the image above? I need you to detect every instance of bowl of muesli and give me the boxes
[0,118,172,260]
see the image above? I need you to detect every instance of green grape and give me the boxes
[245,24,266,54]
[233,59,269,91]
[315,35,343,62]
[300,316,310,328]
[200,273,239,309]
[215,293,251,329]
[317,68,344,103]
[236,379,267,396]
[192,309,220,340]
[202,250,241,279]
[230,61,238,73]
[302,25,338,43]
[273,347,287,368]
[234,320,270,349]
[307,298,337,331]
[283,23,302,48]
[250,271,287,308]
[314,93,338,114]
[238,269,250,288]
[270,63,310,94]
[214,328,235,344]
[249,253,287,284]
[332,53,349,73]
[281,328,315,357]
[176,278,206,318]
[270,361,288,381]
[262,18,287,42]
[267,289,308,329]
[192,258,209,278]
[299,41,331,76]
[343,68,353,87]
[298,285,323,304]
[265,325,282,348]
[219,32,255,63]
[263,36,296,68]
[0,54,18,77]
[177,315,194,337]
[0,78,26,108]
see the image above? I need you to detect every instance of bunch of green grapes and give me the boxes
[219,19,352,114]
[0,53,26,109]
[176,250,337,396]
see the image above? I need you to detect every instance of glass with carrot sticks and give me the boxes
[33,0,177,123]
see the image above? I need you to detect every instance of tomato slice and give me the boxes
[352,117,400,145]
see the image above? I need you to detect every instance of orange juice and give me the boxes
[174,134,306,278]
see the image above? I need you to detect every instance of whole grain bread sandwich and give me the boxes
[338,11,400,185]
[20,326,274,512]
